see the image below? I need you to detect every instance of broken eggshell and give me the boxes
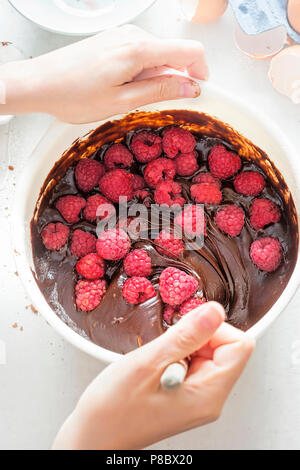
[180,0,228,23]
[0,41,25,125]
[269,45,300,104]
[234,23,288,59]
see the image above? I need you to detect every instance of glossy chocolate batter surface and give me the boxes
[31,110,298,354]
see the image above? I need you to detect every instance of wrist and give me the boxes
[0,59,44,115]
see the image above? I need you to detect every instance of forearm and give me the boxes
[0,59,44,115]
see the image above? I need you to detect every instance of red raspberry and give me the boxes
[163,127,196,159]
[122,277,156,304]
[129,174,145,191]
[174,205,206,237]
[159,267,198,306]
[99,169,133,203]
[70,229,96,258]
[104,143,133,170]
[179,295,207,316]
[144,158,176,188]
[154,180,185,207]
[131,131,162,162]
[163,305,176,325]
[250,237,283,272]
[234,171,265,196]
[215,205,245,237]
[250,198,281,230]
[55,195,86,223]
[155,230,185,258]
[96,228,130,260]
[75,159,105,192]
[123,249,152,277]
[190,183,222,204]
[75,279,106,312]
[175,151,199,176]
[192,171,221,188]
[133,189,152,202]
[41,222,70,250]
[76,253,105,280]
[83,194,114,222]
[208,145,241,179]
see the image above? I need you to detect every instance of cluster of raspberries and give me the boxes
[41,126,285,312]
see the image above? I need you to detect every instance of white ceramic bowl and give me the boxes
[13,83,300,363]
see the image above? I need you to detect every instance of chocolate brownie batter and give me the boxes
[31,110,299,354]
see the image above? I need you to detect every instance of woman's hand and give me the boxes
[0,25,208,123]
[53,302,255,450]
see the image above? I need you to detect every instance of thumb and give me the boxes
[139,301,225,368]
[117,75,201,110]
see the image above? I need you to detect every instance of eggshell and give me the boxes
[234,24,287,59]
[269,45,300,103]
[180,0,228,23]
[288,0,300,34]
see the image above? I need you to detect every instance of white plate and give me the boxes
[9,0,157,36]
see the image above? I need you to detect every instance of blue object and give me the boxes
[229,0,300,43]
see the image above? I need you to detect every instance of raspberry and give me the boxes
[208,145,241,179]
[96,228,130,260]
[129,174,145,191]
[155,230,185,258]
[190,183,222,204]
[250,237,283,272]
[179,295,207,316]
[133,189,152,201]
[41,222,70,250]
[76,253,105,280]
[99,169,133,203]
[163,127,196,159]
[234,171,265,196]
[104,143,133,170]
[123,249,152,277]
[55,195,86,223]
[250,198,281,230]
[83,194,114,222]
[163,305,176,325]
[70,229,96,258]
[154,180,185,206]
[144,158,176,188]
[174,205,206,237]
[175,151,199,176]
[75,159,105,192]
[75,279,106,312]
[159,267,198,306]
[131,131,162,162]
[192,171,221,188]
[122,277,156,304]
[215,205,245,237]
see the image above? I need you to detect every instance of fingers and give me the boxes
[135,302,225,368]
[117,74,200,110]
[187,323,255,393]
[139,38,209,81]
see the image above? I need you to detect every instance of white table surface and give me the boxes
[0,0,299,451]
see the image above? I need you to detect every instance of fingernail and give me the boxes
[197,302,225,330]
[180,81,200,98]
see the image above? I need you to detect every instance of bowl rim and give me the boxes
[12,82,300,364]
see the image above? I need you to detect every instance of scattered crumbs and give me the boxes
[12,322,18,329]
[30,304,38,315]
[14,271,18,276]
[20,326,23,332]
[14,249,20,255]
[1,41,9,46]
[8,165,14,171]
